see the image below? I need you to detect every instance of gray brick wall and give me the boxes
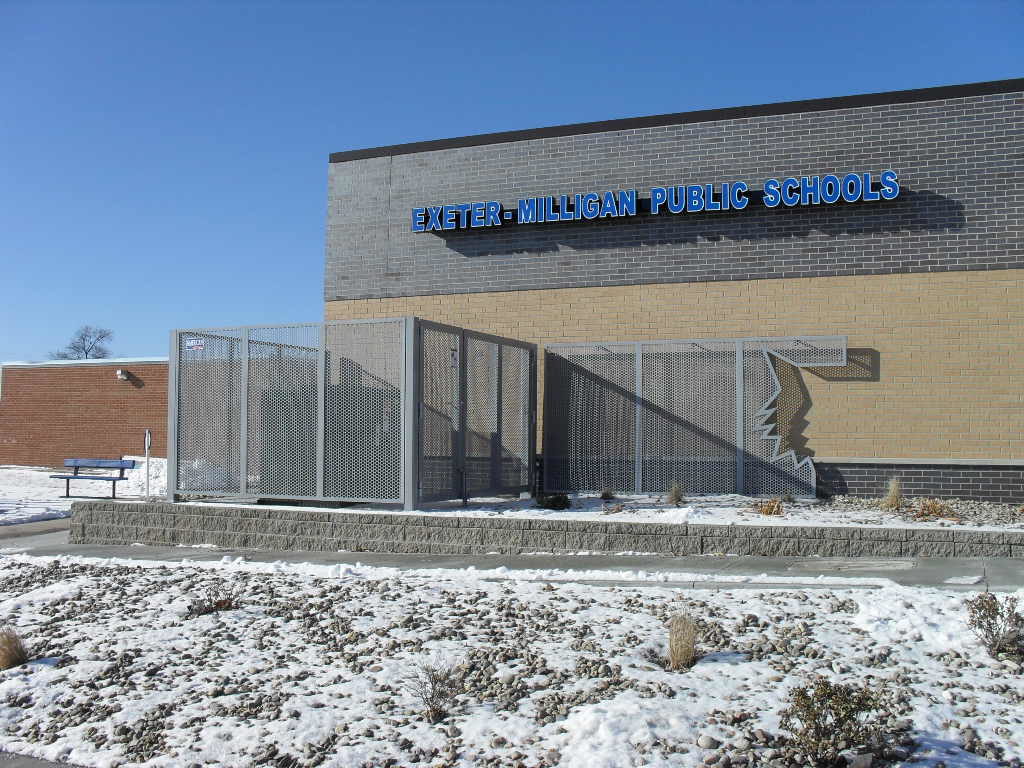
[816,462,1024,503]
[325,90,1022,301]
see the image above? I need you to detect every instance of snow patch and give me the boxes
[0,553,1017,768]
[943,574,985,585]
[0,460,167,527]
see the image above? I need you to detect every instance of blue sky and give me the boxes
[1,1,1021,361]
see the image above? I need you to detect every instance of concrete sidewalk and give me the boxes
[0,519,71,539]
[2,520,1021,590]
[0,750,75,767]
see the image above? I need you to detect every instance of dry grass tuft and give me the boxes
[599,487,616,501]
[666,483,684,507]
[667,613,698,670]
[754,498,784,516]
[0,627,29,670]
[880,477,903,510]
[913,497,958,522]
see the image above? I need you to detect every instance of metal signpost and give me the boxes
[144,428,152,500]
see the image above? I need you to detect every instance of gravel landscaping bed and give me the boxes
[823,497,1024,529]
[0,555,1020,767]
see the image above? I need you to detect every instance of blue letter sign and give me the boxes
[412,171,899,231]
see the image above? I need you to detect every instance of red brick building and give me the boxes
[0,358,168,468]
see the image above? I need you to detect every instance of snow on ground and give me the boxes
[119,457,168,499]
[0,460,166,526]
[187,492,1024,533]
[1,458,1020,533]
[0,553,1019,768]
[0,467,73,526]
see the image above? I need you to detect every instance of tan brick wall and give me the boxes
[0,362,167,468]
[327,269,1024,461]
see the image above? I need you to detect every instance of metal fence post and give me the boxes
[239,327,250,497]
[458,330,468,505]
[492,344,502,490]
[529,347,538,496]
[401,317,419,510]
[634,342,643,494]
[167,330,179,502]
[735,339,745,494]
[316,324,326,499]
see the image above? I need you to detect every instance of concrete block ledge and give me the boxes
[68,501,1024,559]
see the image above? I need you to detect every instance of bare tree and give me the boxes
[51,326,113,359]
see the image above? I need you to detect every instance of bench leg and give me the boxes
[65,479,70,498]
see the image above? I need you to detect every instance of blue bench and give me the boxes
[50,459,136,498]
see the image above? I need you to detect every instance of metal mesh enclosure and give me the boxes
[169,318,535,508]
[544,336,846,497]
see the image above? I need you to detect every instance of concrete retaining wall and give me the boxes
[69,501,1024,558]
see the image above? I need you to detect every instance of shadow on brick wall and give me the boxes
[773,359,813,458]
[815,463,1024,502]
[774,349,880,458]
[807,348,880,382]
[435,190,965,259]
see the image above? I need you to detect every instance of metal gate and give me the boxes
[416,321,536,503]
[169,318,535,508]
[543,336,846,497]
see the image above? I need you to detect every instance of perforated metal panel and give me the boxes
[544,336,846,497]
[639,340,737,495]
[416,323,461,503]
[169,318,535,507]
[741,339,846,497]
[324,320,404,501]
[742,346,793,495]
[499,345,532,490]
[464,336,499,497]
[543,344,635,493]
[175,330,244,494]
[247,325,320,498]
[762,338,846,368]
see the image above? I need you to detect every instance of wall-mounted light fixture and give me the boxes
[116,369,130,381]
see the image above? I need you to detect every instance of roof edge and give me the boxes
[0,357,168,368]
[329,78,1024,163]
